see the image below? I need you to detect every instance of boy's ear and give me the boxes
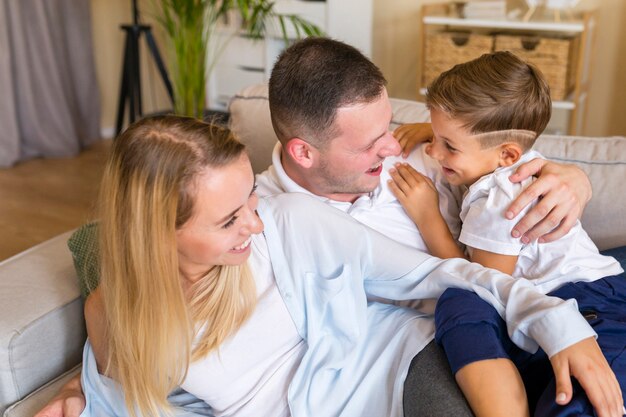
[284,138,316,169]
[498,143,523,167]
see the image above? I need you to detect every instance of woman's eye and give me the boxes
[223,216,237,229]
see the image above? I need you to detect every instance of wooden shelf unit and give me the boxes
[417,4,597,135]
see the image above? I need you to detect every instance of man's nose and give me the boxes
[379,132,402,157]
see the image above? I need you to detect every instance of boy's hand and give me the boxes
[388,163,440,226]
[507,158,591,244]
[34,374,85,417]
[393,123,433,158]
[550,337,624,417]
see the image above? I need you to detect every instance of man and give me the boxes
[257,37,602,417]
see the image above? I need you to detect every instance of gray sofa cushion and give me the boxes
[0,232,86,415]
[534,135,626,250]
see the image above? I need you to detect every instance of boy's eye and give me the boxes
[223,216,237,229]
[444,141,457,152]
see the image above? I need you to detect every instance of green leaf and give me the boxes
[155,0,324,118]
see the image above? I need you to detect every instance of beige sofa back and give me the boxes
[229,83,626,250]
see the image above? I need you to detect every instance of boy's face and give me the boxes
[427,108,502,186]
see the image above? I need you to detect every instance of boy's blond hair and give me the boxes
[426,51,551,151]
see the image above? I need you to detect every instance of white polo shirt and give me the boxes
[460,150,624,293]
[256,142,464,253]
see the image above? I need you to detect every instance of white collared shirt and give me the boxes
[460,150,623,293]
[256,142,464,253]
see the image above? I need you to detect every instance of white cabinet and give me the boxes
[207,0,373,111]
[418,4,596,135]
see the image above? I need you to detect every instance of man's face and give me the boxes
[311,89,401,202]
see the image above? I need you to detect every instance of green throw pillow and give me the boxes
[67,222,100,298]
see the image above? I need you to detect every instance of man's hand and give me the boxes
[393,123,433,158]
[507,158,592,243]
[550,337,624,417]
[34,374,85,417]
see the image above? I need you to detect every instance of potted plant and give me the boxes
[156,0,323,119]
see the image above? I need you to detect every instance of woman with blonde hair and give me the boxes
[42,115,614,417]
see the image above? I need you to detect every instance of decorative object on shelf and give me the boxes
[155,0,323,119]
[523,0,580,22]
[462,0,507,20]
[546,0,580,22]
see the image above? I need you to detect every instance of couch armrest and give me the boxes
[0,232,86,415]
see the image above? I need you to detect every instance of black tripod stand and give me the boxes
[115,0,174,136]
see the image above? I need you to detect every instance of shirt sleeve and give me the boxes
[359,226,595,357]
[460,175,533,256]
[260,193,596,358]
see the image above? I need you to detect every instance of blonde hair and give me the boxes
[97,116,257,417]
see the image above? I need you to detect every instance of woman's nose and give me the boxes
[242,206,264,235]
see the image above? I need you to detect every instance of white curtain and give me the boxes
[0,0,101,167]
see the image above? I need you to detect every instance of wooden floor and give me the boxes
[0,140,112,261]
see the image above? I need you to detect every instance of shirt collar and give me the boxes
[269,142,383,210]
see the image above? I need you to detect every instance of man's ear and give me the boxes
[498,143,523,167]
[284,138,316,169]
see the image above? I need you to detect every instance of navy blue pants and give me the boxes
[435,274,626,417]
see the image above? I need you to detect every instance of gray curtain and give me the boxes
[0,0,101,167]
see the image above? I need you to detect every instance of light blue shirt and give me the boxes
[79,193,596,417]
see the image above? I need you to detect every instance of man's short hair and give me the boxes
[269,37,387,148]
[426,51,551,151]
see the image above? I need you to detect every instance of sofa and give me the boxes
[1,83,625,417]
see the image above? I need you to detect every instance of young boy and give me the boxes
[388,51,625,417]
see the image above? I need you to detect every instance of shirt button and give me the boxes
[581,309,598,321]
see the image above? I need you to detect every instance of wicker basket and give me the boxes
[422,31,493,87]
[494,34,579,100]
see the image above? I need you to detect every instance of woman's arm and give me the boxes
[84,288,108,375]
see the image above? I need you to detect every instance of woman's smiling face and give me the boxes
[176,153,264,282]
